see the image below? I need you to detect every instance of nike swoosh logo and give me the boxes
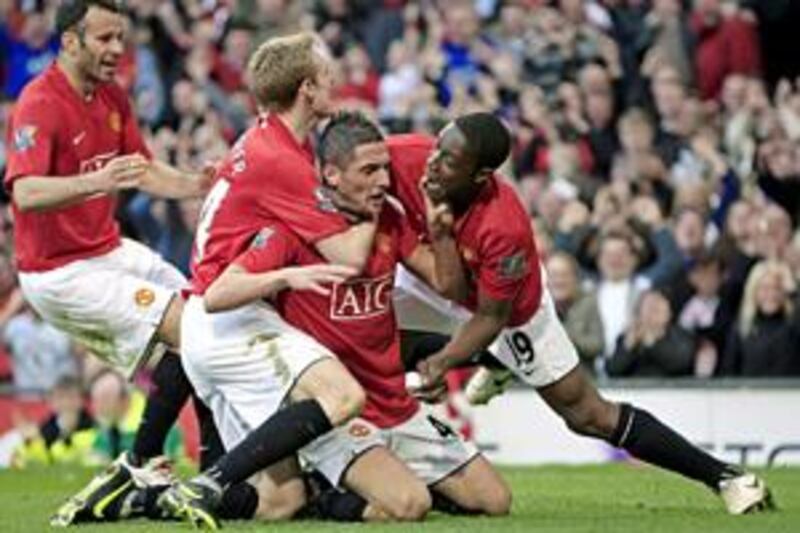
[93,479,132,518]
[73,132,87,146]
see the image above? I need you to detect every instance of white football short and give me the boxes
[393,264,579,388]
[180,295,335,451]
[18,238,186,377]
[301,406,479,486]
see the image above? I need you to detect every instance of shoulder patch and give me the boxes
[13,125,37,152]
[498,251,527,280]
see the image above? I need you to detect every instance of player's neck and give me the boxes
[276,107,316,145]
[449,184,483,217]
[57,57,97,99]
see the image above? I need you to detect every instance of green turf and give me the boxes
[0,464,796,532]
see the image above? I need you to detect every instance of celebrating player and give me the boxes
[149,33,396,528]
[193,111,510,526]
[3,0,215,525]
[389,113,773,515]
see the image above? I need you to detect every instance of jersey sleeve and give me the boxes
[4,96,57,189]
[476,229,531,303]
[235,225,298,274]
[253,162,350,243]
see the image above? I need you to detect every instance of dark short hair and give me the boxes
[319,111,385,169]
[55,0,125,34]
[453,112,511,171]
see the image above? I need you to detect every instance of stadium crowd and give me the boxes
[1,0,800,467]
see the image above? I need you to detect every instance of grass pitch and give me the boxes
[0,464,797,532]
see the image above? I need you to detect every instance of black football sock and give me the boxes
[297,488,368,521]
[204,399,333,490]
[193,394,225,470]
[611,403,735,489]
[217,482,259,520]
[131,353,192,465]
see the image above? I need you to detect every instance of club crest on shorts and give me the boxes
[108,112,122,133]
[13,125,37,152]
[348,422,371,438]
[134,287,156,308]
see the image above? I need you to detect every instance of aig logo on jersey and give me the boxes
[330,274,392,320]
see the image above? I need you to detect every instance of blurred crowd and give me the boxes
[1,0,800,423]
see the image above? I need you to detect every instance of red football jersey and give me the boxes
[236,203,420,428]
[189,114,350,296]
[4,64,150,272]
[388,133,543,326]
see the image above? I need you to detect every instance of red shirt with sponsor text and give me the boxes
[4,63,150,272]
[387,133,543,326]
[236,203,420,428]
[189,114,350,296]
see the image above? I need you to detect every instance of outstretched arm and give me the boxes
[315,220,379,273]
[416,292,512,395]
[139,159,212,199]
[204,263,356,313]
[12,153,149,212]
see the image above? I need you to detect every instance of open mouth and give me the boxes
[368,191,386,204]
[100,59,118,73]
[423,179,447,202]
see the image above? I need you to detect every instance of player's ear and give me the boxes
[322,163,340,188]
[299,77,316,101]
[61,31,78,55]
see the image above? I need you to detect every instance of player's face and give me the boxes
[425,124,481,202]
[73,7,127,84]
[332,141,391,217]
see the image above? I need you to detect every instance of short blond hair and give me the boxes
[247,32,321,111]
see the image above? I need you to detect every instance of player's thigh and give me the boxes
[389,408,479,486]
[300,417,429,520]
[431,454,512,516]
[343,445,431,521]
[488,288,580,387]
[118,238,187,290]
[18,259,179,377]
[250,456,306,521]
[289,357,365,426]
[181,297,331,450]
[118,238,188,348]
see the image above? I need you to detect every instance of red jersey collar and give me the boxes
[265,113,315,164]
[48,62,102,103]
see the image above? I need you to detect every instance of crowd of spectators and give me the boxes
[1,0,800,409]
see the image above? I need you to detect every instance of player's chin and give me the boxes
[365,195,386,215]
[96,65,117,82]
